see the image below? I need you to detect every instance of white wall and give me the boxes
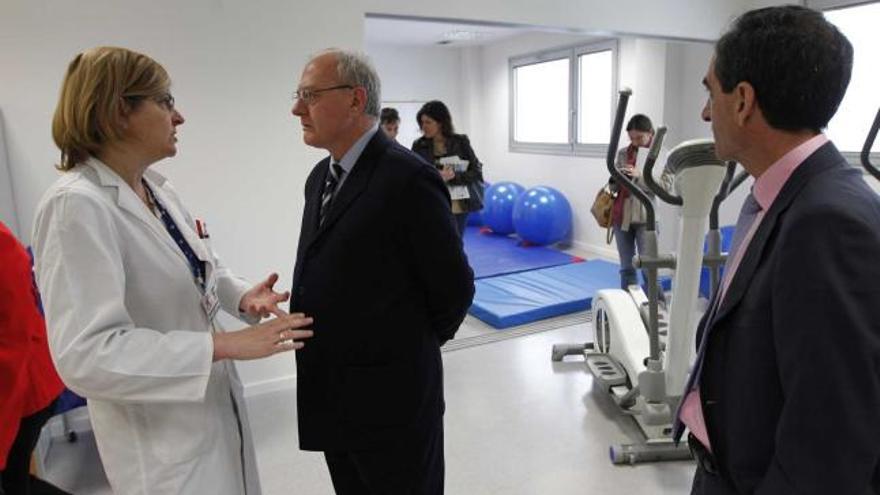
[660,40,746,246]
[663,42,714,146]
[367,44,463,114]
[661,41,755,229]
[618,38,668,132]
[366,42,464,147]
[1,0,754,392]
[0,110,20,238]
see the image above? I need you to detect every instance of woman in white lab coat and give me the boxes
[32,46,313,495]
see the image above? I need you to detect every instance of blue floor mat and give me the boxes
[463,226,582,279]
[469,260,620,329]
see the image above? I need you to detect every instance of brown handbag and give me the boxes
[591,185,617,244]
[591,185,616,229]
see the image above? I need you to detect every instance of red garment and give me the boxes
[0,222,64,469]
[611,145,638,226]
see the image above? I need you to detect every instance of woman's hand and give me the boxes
[240,273,290,318]
[212,313,314,361]
[623,165,640,179]
[440,165,455,182]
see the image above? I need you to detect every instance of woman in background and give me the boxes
[610,113,669,295]
[32,46,313,494]
[411,100,484,236]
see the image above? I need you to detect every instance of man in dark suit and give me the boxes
[676,6,880,494]
[289,48,474,494]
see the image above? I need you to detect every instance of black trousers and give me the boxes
[1,399,70,495]
[324,422,444,495]
[690,465,739,495]
[453,213,468,238]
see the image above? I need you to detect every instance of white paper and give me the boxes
[448,185,470,200]
[438,155,469,173]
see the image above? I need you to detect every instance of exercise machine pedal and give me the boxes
[585,353,627,388]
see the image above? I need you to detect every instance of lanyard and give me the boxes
[143,181,206,290]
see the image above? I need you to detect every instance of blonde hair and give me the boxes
[52,46,170,171]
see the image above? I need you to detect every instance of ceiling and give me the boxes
[364,15,546,47]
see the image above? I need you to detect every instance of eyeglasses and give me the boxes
[124,93,175,112]
[292,84,354,105]
[155,93,175,112]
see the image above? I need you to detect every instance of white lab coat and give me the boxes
[32,157,256,495]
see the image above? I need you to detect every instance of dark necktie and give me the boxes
[320,162,344,226]
[722,192,763,284]
[673,192,762,442]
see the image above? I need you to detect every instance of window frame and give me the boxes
[574,40,619,156]
[508,39,618,157]
[818,1,880,166]
[806,0,877,11]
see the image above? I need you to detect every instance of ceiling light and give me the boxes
[441,29,490,42]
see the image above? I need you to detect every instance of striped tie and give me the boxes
[320,162,344,226]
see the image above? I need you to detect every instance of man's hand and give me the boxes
[240,273,290,319]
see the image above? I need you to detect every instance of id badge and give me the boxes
[201,273,220,322]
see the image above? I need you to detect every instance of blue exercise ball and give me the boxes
[512,186,572,245]
[467,182,491,227]
[483,182,525,235]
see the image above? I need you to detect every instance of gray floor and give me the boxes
[41,314,696,494]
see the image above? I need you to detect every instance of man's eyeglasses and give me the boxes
[292,85,354,105]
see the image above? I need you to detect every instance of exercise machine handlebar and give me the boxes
[862,107,880,181]
[643,127,684,206]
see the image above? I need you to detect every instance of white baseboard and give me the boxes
[570,239,618,261]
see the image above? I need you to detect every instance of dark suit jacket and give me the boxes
[693,142,880,494]
[291,130,474,452]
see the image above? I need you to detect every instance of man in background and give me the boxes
[380,107,400,141]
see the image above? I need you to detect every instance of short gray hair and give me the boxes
[315,48,381,118]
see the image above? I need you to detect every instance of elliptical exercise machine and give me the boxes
[861,107,880,180]
[552,88,742,464]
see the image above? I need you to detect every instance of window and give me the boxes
[577,49,613,145]
[513,58,569,144]
[509,40,617,155]
[824,3,880,156]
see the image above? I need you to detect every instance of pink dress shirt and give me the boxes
[679,134,830,451]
